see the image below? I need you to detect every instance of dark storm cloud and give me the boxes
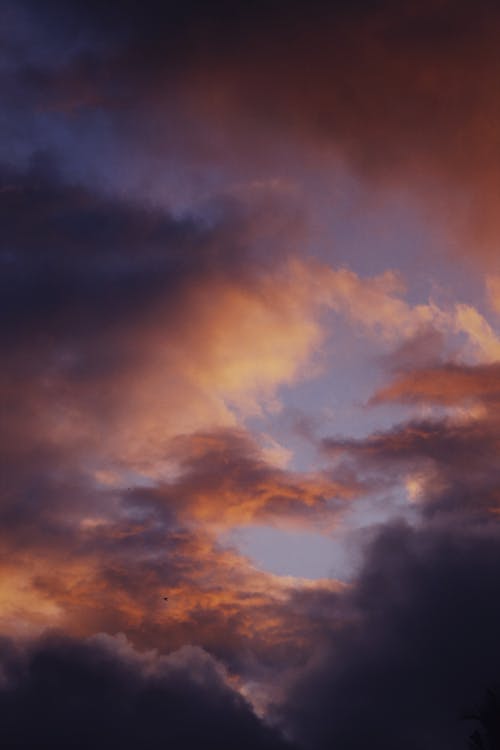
[280,521,500,750]
[0,632,294,750]
[0,155,260,352]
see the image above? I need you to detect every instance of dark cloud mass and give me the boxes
[282,522,500,750]
[10,0,500,259]
[0,634,293,750]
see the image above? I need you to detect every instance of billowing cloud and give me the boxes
[0,632,294,750]
[280,521,500,750]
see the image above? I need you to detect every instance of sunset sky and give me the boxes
[2,1,500,747]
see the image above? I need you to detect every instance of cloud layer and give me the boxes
[3,2,500,749]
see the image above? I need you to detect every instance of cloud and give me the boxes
[280,521,500,750]
[452,305,500,362]
[3,150,498,678]
[0,414,347,690]
[12,0,500,262]
[371,362,500,408]
[323,410,500,520]
[4,6,500,748]
[0,632,294,750]
[0,159,328,473]
[3,152,478,484]
[0,156,356,683]
[320,334,500,531]
[0,514,345,716]
[486,274,500,314]
[143,427,361,528]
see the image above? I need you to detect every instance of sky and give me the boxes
[2,1,500,747]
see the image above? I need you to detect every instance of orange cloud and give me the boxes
[371,363,500,407]
[0,518,344,699]
[486,275,500,314]
[149,427,361,529]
